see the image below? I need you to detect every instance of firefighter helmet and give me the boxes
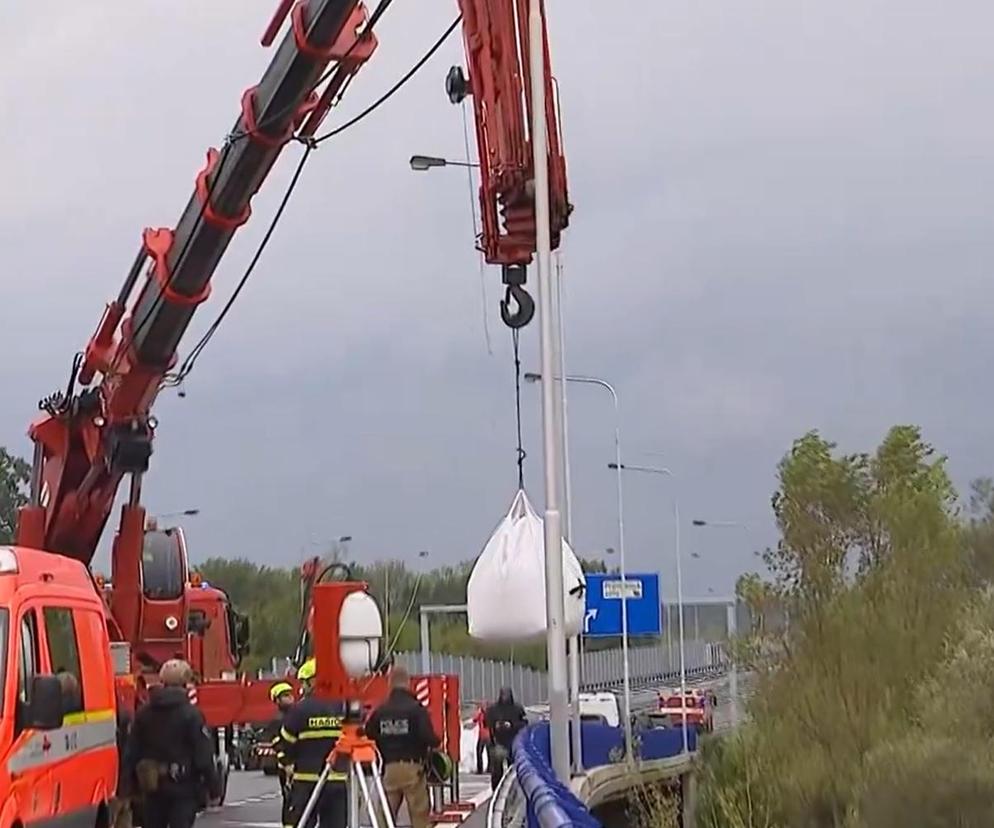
[297,658,317,682]
[270,681,293,702]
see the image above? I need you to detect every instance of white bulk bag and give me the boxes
[466,489,586,643]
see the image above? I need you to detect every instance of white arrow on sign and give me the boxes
[584,608,598,633]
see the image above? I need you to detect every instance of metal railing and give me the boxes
[394,640,726,707]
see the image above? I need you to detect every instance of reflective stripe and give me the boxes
[8,713,116,773]
[279,727,298,743]
[293,770,347,782]
[298,729,341,740]
[62,708,115,726]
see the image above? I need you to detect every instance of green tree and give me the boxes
[699,426,969,826]
[0,447,30,544]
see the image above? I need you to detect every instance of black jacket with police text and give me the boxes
[125,686,218,796]
[280,694,348,782]
[365,687,441,764]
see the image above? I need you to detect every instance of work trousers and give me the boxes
[475,736,490,775]
[288,780,347,828]
[109,798,134,828]
[488,743,510,791]
[141,792,199,828]
[379,760,431,828]
[279,767,293,828]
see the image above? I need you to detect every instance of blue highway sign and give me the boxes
[583,572,662,637]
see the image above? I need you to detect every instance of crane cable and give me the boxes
[113,0,401,378]
[511,329,526,489]
[165,14,463,386]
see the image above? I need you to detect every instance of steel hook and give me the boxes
[499,264,535,328]
[500,284,535,328]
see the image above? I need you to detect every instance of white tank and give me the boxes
[338,591,384,678]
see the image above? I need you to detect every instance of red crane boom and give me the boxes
[12,0,570,741]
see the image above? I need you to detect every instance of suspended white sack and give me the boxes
[466,488,586,643]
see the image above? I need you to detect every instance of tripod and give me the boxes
[294,724,396,828]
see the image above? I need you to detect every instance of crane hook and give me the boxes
[499,264,535,329]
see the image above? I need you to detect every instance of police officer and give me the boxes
[484,687,527,790]
[365,666,439,828]
[124,659,220,828]
[280,659,348,828]
[266,681,296,828]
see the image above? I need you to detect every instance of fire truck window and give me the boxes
[142,530,184,600]
[16,610,39,732]
[42,607,84,714]
[17,610,39,704]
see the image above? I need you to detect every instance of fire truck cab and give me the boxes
[0,545,117,828]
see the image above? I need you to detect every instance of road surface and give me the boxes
[201,769,491,828]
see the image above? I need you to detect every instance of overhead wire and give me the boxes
[461,100,493,357]
[114,0,398,380]
[313,15,462,145]
[511,329,526,489]
[173,143,313,381]
[356,568,425,696]
[164,13,464,385]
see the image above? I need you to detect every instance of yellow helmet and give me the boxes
[270,682,294,703]
[297,658,317,682]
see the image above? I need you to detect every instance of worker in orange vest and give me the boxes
[472,701,490,775]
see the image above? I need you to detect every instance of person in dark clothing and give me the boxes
[266,681,296,828]
[365,666,440,828]
[484,687,527,790]
[281,659,348,828]
[124,660,220,828]
[112,704,135,828]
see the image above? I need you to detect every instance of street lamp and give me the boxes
[608,462,689,754]
[526,371,634,762]
[409,154,480,171]
[146,508,200,531]
[153,509,200,520]
[691,519,746,726]
[691,519,745,528]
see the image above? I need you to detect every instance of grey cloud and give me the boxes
[3,1,993,601]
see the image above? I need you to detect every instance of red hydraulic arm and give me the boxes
[14,0,571,667]
[447,0,571,326]
[16,0,378,645]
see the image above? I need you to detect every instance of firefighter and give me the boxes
[280,659,348,828]
[484,687,527,790]
[124,659,220,828]
[267,681,296,827]
[364,665,440,828]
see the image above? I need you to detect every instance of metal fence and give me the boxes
[394,639,726,708]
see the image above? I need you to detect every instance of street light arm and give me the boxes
[612,463,674,478]
[692,520,747,528]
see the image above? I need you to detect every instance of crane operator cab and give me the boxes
[138,523,249,678]
[0,545,118,828]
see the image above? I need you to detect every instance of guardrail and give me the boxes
[489,763,526,828]
[497,668,740,828]
[513,726,601,828]
[570,753,695,812]
[509,721,702,828]
[580,661,727,693]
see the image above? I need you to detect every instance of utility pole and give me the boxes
[529,0,569,783]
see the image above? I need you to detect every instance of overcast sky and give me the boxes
[2,1,992,600]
